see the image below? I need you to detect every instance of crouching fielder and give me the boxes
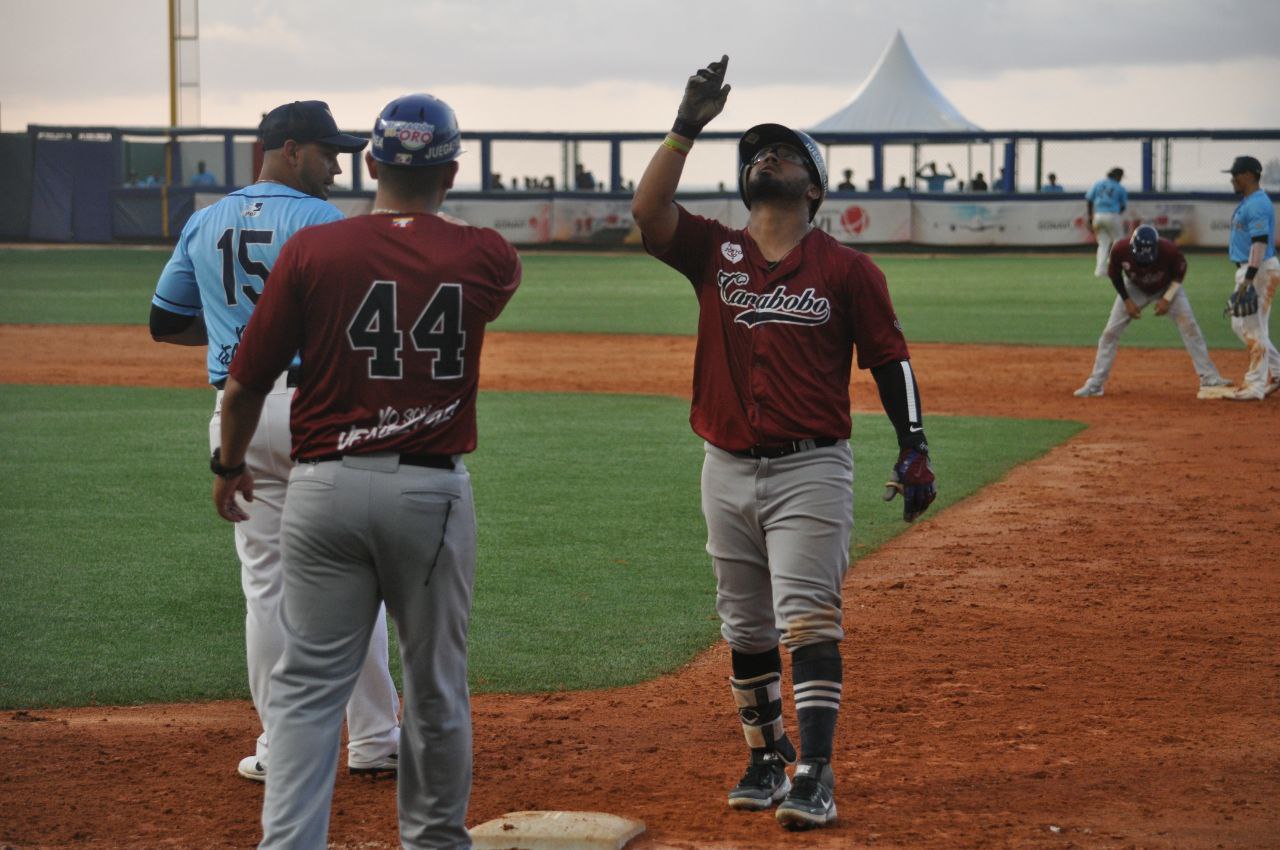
[1074,225,1230,398]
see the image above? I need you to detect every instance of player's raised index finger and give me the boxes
[708,55,729,77]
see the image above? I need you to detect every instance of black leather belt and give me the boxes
[729,438,837,459]
[298,452,455,470]
[213,366,301,391]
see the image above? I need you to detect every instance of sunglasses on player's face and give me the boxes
[750,144,807,167]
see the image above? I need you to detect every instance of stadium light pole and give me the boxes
[163,0,178,238]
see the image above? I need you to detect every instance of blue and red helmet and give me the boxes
[370,94,464,167]
[1131,224,1159,265]
[738,123,828,221]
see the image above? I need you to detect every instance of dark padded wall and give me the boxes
[0,133,34,239]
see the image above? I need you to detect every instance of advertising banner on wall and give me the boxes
[442,198,554,244]
[912,199,1090,246]
[190,193,1276,250]
[815,199,913,245]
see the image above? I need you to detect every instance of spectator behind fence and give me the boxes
[914,161,955,192]
[970,172,988,191]
[191,161,218,187]
[1042,173,1064,193]
[891,175,909,192]
[836,169,856,191]
[575,162,596,191]
[490,172,505,190]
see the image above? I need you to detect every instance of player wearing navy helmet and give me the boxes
[150,100,401,784]
[633,55,936,831]
[1073,224,1230,398]
[215,92,520,848]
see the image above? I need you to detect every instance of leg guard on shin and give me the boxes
[730,671,797,763]
[792,641,843,762]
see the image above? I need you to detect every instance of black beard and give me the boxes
[747,169,810,205]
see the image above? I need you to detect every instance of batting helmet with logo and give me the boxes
[1131,224,1159,265]
[370,94,464,168]
[738,123,828,221]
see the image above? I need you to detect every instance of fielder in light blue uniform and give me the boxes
[1222,155,1280,400]
[1085,167,1128,277]
[153,182,337,384]
[150,101,402,783]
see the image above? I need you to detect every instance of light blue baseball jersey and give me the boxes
[1229,188,1276,263]
[1085,177,1127,213]
[152,182,343,385]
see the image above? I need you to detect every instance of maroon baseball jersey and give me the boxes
[1109,236,1187,295]
[650,205,909,451]
[230,213,521,459]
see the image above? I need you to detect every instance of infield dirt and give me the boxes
[1,325,1277,849]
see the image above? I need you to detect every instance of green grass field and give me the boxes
[0,386,1080,706]
[0,246,1098,708]
[0,247,1246,348]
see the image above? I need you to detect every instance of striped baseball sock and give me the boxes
[792,641,843,761]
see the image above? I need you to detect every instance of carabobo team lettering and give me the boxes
[716,270,830,328]
[336,399,461,452]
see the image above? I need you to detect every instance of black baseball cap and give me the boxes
[1223,155,1262,176]
[259,101,367,152]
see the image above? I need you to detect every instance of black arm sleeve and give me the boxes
[1252,234,1270,244]
[870,360,927,452]
[149,304,203,340]
[1108,268,1128,299]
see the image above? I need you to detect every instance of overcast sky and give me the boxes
[3,0,1279,134]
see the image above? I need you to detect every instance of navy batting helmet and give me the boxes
[370,94,464,167]
[1131,224,1159,265]
[738,123,828,221]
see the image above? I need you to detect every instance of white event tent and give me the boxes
[809,30,980,133]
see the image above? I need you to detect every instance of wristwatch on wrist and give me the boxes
[210,447,246,479]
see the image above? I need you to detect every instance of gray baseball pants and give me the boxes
[1083,281,1223,390]
[701,441,854,653]
[259,454,476,850]
[211,378,400,768]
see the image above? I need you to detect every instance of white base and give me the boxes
[1197,385,1236,400]
[470,811,646,850]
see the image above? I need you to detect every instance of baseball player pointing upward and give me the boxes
[633,56,937,831]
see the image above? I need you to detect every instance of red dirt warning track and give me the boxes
[0,325,1277,849]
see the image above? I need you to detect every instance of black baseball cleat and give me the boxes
[728,750,792,811]
[348,752,398,779]
[775,758,836,830]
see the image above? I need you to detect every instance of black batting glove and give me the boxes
[883,446,937,523]
[672,55,730,138]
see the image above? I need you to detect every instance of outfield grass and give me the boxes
[0,385,1081,706]
[0,247,1245,349]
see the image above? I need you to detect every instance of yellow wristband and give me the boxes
[663,134,691,156]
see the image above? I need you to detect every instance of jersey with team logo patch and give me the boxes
[649,204,909,451]
[230,212,521,459]
[1107,236,1187,296]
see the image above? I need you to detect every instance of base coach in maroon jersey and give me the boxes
[632,56,937,831]
[213,93,520,849]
